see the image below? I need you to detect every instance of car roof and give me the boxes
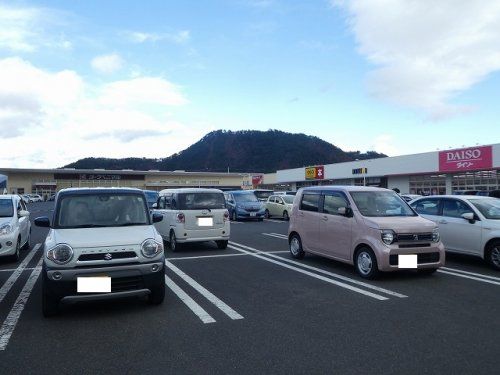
[411,195,497,201]
[0,195,17,200]
[227,190,254,194]
[57,187,144,196]
[158,188,223,195]
[300,185,391,193]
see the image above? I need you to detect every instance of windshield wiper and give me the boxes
[114,222,148,227]
[62,224,108,228]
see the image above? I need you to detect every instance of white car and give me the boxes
[401,194,421,202]
[264,194,295,220]
[152,188,230,251]
[28,194,43,202]
[410,195,500,270]
[0,195,31,261]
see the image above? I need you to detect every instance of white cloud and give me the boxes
[126,30,190,44]
[333,1,500,119]
[91,53,124,74]
[372,134,399,156]
[0,57,204,168]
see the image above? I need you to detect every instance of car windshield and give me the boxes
[350,191,416,217]
[234,192,259,203]
[177,192,225,210]
[470,199,500,219]
[144,191,158,203]
[56,193,149,228]
[0,199,14,217]
[282,196,295,204]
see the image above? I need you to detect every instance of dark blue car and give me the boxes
[224,190,265,221]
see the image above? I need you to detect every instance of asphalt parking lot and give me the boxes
[0,202,499,374]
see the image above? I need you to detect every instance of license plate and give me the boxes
[197,217,213,226]
[250,212,256,217]
[398,254,417,269]
[77,277,111,293]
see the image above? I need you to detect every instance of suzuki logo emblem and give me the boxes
[104,253,113,260]
[413,235,419,241]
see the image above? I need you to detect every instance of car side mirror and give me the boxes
[18,210,29,218]
[151,203,158,209]
[152,213,163,223]
[35,216,50,227]
[228,200,234,204]
[338,207,353,217]
[461,212,475,223]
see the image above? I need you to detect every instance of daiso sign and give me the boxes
[439,146,492,172]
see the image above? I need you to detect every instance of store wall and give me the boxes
[387,176,410,194]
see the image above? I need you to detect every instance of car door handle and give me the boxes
[438,220,448,224]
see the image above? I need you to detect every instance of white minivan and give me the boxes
[152,188,230,251]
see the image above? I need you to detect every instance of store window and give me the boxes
[409,175,446,195]
[451,170,499,193]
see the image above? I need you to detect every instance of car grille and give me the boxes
[389,252,440,266]
[245,207,261,212]
[78,251,137,262]
[397,233,433,242]
[111,276,145,293]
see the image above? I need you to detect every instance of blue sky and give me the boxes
[0,0,499,168]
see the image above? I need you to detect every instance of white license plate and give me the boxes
[77,277,111,293]
[250,212,256,217]
[398,254,417,269]
[197,217,213,226]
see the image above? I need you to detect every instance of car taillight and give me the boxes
[223,210,229,221]
[176,213,185,223]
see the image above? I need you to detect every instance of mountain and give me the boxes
[63,129,386,173]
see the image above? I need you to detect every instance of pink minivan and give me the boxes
[288,186,445,279]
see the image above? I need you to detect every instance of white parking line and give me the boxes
[170,250,288,261]
[230,221,244,224]
[164,275,216,324]
[437,270,500,286]
[440,267,500,282]
[262,233,287,240]
[0,267,37,273]
[0,257,43,351]
[0,244,41,304]
[228,243,389,301]
[232,242,407,298]
[264,219,285,223]
[165,260,244,320]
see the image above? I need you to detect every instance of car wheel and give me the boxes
[232,210,237,221]
[42,273,59,317]
[11,238,21,262]
[283,211,289,221]
[418,268,438,275]
[289,234,305,259]
[355,247,379,279]
[486,240,500,271]
[216,240,228,249]
[148,281,165,305]
[264,209,270,219]
[22,229,31,250]
[169,231,181,252]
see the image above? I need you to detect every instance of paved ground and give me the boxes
[0,202,499,374]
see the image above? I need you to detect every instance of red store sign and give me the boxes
[439,146,493,172]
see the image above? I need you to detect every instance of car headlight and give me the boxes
[0,223,13,236]
[141,239,164,258]
[381,229,396,245]
[432,228,440,243]
[46,244,74,264]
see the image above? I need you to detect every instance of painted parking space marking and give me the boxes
[262,233,287,240]
[264,219,286,223]
[228,242,390,301]
[0,257,43,351]
[440,266,500,282]
[0,244,41,304]
[165,275,216,324]
[165,260,244,320]
[437,269,500,286]
[170,250,288,261]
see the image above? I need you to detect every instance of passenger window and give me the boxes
[323,193,349,215]
[413,199,440,216]
[300,193,320,212]
[442,200,473,218]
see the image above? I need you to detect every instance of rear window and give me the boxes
[0,199,14,217]
[254,190,273,200]
[300,193,320,212]
[177,193,225,210]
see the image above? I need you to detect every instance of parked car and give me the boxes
[410,195,500,270]
[0,195,31,261]
[273,191,297,196]
[20,194,31,204]
[152,188,230,251]
[224,190,265,221]
[35,187,165,316]
[265,194,295,220]
[250,189,274,202]
[143,190,159,209]
[28,194,43,202]
[401,194,421,202]
[288,186,444,279]
[48,194,56,201]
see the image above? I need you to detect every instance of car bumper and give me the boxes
[374,241,446,272]
[174,227,230,243]
[43,260,165,302]
[235,211,265,219]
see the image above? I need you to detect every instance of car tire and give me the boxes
[418,268,438,275]
[289,233,305,259]
[11,238,21,262]
[355,247,380,279]
[22,229,31,250]
[42,273,59,317]
[231,210,237,221]
[216,240,228,249]
[148,282,165,305]
[283,211,289,221]
[485,240,500,271]
[169,231,181,252]
[264,209,270,219]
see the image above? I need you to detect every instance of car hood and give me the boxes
[52,225,157,248]
[362,215,436,232]
[236,201,263,210]
[0,217,13,226]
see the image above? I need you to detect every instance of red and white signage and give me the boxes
[252,175,263,185]
[439,146,493,172]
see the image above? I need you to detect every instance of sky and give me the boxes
[0,0,499,168]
